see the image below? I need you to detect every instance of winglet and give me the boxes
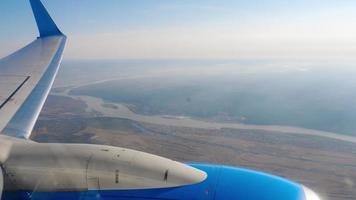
[30,0,63,37]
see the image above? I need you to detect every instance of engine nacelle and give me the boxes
[0,136,206,192]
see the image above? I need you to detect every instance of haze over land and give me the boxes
[57,59,356,136]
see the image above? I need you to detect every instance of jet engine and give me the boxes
[0,135,206,193]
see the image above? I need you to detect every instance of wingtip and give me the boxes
[30,0,63,37]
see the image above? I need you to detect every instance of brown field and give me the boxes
[32,95,356,200]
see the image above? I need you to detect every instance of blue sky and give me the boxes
[1,0,356,60]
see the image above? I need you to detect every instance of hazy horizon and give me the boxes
[1,0,356,60]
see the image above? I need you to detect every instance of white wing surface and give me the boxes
[0,0,66,139]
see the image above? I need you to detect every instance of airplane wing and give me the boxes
[0,0,66,139]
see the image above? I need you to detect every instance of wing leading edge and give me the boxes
[0,0,66,139]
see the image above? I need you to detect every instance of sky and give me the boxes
[0,0,356,60]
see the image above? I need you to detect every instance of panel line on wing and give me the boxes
[0,76,30,110]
